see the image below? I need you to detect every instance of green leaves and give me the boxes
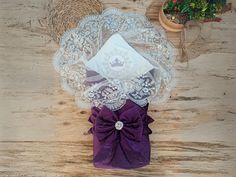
[181,5,190,13]
[163,0,227,24]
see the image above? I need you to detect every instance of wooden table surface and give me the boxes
[0,0,236,176]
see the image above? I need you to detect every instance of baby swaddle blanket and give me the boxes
[53,8,176,169]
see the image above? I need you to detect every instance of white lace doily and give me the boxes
[53,8,177,111]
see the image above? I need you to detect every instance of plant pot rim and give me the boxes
[159,0,184,32]
[161,0,184,27]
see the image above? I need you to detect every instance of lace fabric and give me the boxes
[53,8,177,111]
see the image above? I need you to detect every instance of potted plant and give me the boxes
[159,0,228,32]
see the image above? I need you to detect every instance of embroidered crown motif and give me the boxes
[109,55,125,68]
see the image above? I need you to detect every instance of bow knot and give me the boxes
[88,100,154,169]
[89,100,153,143]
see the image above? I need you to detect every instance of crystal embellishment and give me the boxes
[115,121,124,130]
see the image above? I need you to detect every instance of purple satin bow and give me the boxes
[89,100,154,169]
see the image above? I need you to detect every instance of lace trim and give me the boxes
[53,8,177,110]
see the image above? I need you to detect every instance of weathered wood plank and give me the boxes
[0,0,236,176]
[0,140,234,177]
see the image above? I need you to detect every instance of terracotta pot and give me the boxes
[159,2,184,32]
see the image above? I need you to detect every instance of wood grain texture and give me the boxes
[0,0,236,176]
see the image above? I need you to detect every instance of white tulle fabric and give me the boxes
[53,8,176,111]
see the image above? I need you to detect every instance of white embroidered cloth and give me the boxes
[53,8,176,111]
[86,33,154,80]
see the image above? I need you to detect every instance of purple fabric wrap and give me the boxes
[88,100,154,169]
